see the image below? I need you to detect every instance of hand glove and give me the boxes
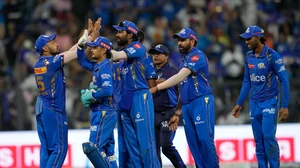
[78,29,88,50]
[89,82,98,90]
[81,89,97,107]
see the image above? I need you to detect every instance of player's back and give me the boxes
[34,55,66,113]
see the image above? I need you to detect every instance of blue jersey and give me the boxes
[236,45,290,108]
[144,53,157,80]
[34,55,65,113]
[77,50,114,111]
[121,41,149,90]
[179,47,212,104]
[112,61,123,109]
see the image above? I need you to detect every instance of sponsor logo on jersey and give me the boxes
[278,65,286,72]
[133,44,141,49]
[275,59,283,64]
[188,63,195,66]
[257,62,265,69]
[120,67,128,74]
[127,47,136,54]
[102,81,112,87]
[191,55,200,62]
[248,64,254,68]
[43,59,49,65]
[34,66,47,74]
[250,73,266,82]
[101,74,111,79]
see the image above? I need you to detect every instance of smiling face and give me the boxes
[116,30,129,46]
[245,36,260,50]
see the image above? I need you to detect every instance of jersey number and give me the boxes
[36,79,45,92]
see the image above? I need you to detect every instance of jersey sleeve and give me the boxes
[77,49,95,72]
[124,43,146,59]
[49,55,64,71]
[236,59,251,106]
[184,53,206,74]
[92,64,114,99]
[145,56,157,79]
[271,53,290,108]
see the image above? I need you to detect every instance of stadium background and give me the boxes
[0,0,300,167]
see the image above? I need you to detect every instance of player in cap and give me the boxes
[78,35,117,168]
[149,44,186,168]
[110,20,160,168]
[33,27,89,167]
[150,28,220,168]
[232,25,290,168]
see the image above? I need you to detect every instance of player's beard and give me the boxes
[117,37,128,46]
[178,44,190,55]
[50,47,59,55]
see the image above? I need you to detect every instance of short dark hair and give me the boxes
[126,30,139,41]
[260,37,266,45]
[106,51,112,59]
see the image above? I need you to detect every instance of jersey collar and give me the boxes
[185,47,198,60]
[249,45,269,58]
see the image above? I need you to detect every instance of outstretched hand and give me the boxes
[90,18,102,40]
[88,19,93,36]
[78,29,88,50]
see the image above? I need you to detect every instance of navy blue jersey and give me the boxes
[34,55,65,113]
[237,45,290,108]
[153,63,178,111]
[77,50,114,111]
[179,47,212,104]
[121,41,149,90]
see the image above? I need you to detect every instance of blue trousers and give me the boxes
[250,96,280,168]
[89,110,117,167]
[36,107,68,168]
[119,89,160,168]
[182,94,219,168]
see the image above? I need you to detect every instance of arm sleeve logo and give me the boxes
[191,55,200,62]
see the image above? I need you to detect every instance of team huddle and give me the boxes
[33,18,289,168]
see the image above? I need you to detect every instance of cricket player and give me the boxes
[232,26,290,168]
[78,36,117,168]
[110,20,160,168]
[113,29,157,167]
[34,30,88,167]
[150,28,220,168]
[149,44,186,168]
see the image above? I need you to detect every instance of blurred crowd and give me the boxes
[1,0,300,131]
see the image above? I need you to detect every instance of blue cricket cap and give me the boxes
[149,44,169,55]
[173,28,198,41]
[87,36,112,51]
[35,34,56,54]
[113,20,139,35]
[240,26,264,39]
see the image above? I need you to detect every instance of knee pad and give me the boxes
[82,142,110,168]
